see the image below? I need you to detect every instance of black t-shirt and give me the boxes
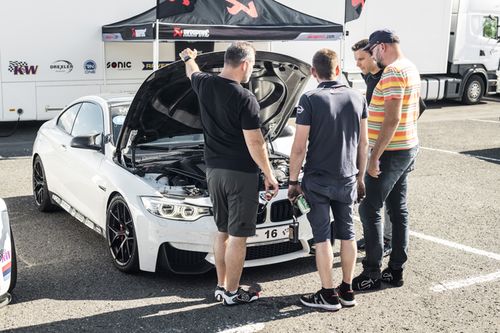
[296,81,368,180]
[363,70,383,105]
[191,72,261,173]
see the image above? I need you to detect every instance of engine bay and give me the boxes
[136,151,291,198]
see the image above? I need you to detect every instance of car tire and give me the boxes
[462,74,484,105]
[106,195,139,273]
[8,228,17,293]
[32,156,59,212]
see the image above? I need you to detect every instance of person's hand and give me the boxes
[264,174,279,199]
[356,178,366,203]
[179,48,198,61]
[367,157,381,178]
[287,184,303,203]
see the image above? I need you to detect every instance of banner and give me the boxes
[345,0,366,23]
[157,0,197,19]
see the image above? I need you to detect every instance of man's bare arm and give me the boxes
[357,118,369,178]
[242,129,279,195]
[178,48,200,80]
[288,124,310,182]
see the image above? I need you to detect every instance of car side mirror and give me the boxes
[70,133,103,151]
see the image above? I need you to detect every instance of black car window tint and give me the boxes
[57,103,82,134]
[71,102,104,137]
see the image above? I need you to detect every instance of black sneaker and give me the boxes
[222,287,259,306]
[381,267,404,287]
[383,239,392,257]
[214,286,225,302]
[352,274,381,291]
[336,286,357,307]
[357,238,366,251]
[300,289,342,311]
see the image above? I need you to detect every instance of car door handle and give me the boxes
[60,144,67,150]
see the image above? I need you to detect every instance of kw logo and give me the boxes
[8,61,38,75]
[226,0,258,18]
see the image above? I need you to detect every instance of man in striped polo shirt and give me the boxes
[352,30,420,291]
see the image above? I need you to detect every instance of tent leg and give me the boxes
[153,20,160,71]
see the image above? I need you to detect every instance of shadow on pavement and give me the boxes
[0,121,44,158]
[460,148,500,165]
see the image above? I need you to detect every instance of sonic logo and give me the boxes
[226,0,258,18]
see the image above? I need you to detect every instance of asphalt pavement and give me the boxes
[0,97,499,332]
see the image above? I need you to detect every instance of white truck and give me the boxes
[0,0,499,122]
[342,0,500,104]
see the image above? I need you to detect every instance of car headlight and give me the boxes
[141,197,211,221]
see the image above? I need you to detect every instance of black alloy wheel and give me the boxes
[106,195,139,273]
[32,156,58,212]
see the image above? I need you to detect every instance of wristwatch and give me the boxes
[289,180,299,185]
[182,55,192,62]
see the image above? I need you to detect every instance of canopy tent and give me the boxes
[102,0,343,42]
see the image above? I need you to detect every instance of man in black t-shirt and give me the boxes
[288,48,369,311]
[179,42,278,306]
[352,39,393,257]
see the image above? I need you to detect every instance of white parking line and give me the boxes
[469,119,500,124]
[431,271,500,292]
[420,146,500,163]
[219,323,266,333]
[409,230,500,261]
[354,215,500,291]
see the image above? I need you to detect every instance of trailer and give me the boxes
[342,0,500,104]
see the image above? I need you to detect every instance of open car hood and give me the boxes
[117,51,311,153]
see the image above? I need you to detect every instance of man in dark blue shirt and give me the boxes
[288,48,369,311]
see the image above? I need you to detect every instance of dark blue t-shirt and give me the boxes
[191,72,261,173]
[296,81,367,180]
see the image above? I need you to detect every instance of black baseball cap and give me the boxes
[362,29,400,51]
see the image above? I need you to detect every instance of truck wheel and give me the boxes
[8,228,17,293]
[32,156,59,212]
[462,74,484,105]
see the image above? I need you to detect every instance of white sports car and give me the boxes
[32,51,314,274]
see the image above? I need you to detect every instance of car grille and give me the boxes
[157,243,212,274]
[245,241,303,260]
[270,199,302,222]
[256,204,266,225]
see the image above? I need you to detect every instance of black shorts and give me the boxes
[206,168,259,237]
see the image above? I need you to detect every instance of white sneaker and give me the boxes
[222,287,260,306]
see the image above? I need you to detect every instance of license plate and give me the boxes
[248,225,289,243]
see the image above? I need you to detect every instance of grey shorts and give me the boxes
[302,174,357,243]
[206,168,259,237]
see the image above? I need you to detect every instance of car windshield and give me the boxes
[110,104,130,144]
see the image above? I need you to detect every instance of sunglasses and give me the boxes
[369,42,382,53]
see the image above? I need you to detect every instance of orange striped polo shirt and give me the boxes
[368,58,420,150]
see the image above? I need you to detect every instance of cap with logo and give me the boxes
[362,29,400,51]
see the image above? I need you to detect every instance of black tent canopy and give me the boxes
[102,0,343,42]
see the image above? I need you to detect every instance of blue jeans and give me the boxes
[359,146,419,279]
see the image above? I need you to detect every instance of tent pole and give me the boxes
[153,19,160,71]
